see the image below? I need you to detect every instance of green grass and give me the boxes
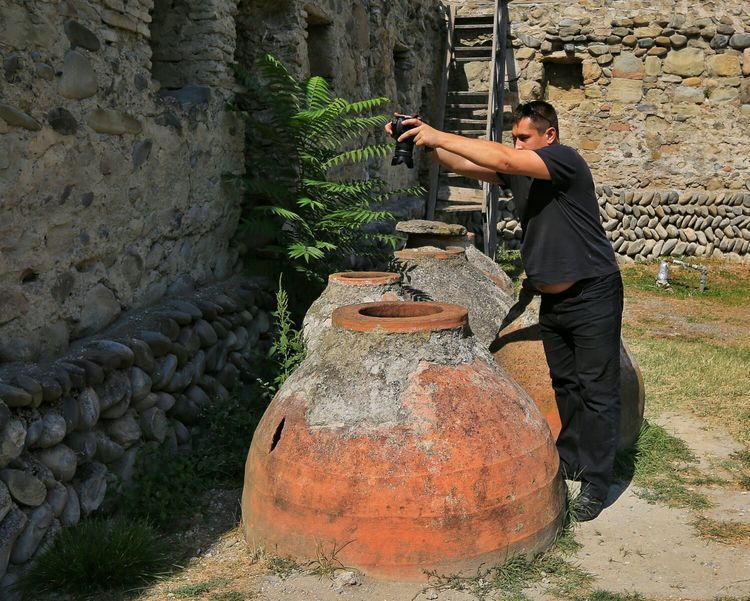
[620,259,750,307]
[170,577,231,597]
[116,384,267,529]
[17,518,172,597]
[615,421,710,509]
[305,540,353,579]
[412,491,593,601]
[574,591,647,601]
[624,335,750,447]
[210,593,246,601]
[266,553,303,579]
[116,283,304,530]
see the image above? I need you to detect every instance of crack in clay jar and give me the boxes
[242,301,566,581]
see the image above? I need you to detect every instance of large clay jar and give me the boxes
[492,294,645,451]
[393,246,513,348]
[242,301,565,581]
[396,220,515,298]
[303,271,405,353]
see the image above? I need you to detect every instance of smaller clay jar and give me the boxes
[303,271,405,353]
[397,219,516,299]
[242,301,565,581]
[393,247,513,348]
[492,294,645,451]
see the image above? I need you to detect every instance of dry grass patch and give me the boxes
[692,516,750,545]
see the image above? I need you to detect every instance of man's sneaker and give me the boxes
[570,492,604,522]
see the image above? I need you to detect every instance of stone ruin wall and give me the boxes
[234,0,446,210]
[0,0,446,365]
[0,0,445,590]
[0,0,249,364]
[452,0,750,263]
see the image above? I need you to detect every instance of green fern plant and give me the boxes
[227,54,423,310]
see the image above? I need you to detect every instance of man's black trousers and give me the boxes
[539,271,624,501]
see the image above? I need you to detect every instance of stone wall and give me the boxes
[0,0,448,364]
[451,0,750,262]
[0,277,273,590]
[0,1,447,591]
[0,0,246,364]
[234,0,447,195]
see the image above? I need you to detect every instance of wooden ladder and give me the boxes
[426,0,516,259]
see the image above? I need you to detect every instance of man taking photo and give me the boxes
[387,100,623,522]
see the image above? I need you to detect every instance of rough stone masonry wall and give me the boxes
[0,277,273,591]
[0,0,448,364]
[234,0,446,205]
[0,0,246,363]
[0,0,448,589]
[453,0,750,262]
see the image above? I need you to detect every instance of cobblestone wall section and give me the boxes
[597,188,750,262]
[0,277,272,591]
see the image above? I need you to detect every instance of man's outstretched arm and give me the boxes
[432,148,505,184]
[397,118,551,181]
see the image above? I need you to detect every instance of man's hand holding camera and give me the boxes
[386,114,438,168]
[385,116,441,149]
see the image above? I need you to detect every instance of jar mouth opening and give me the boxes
[359,303,441,318]
[332,301,468,333]
[329,272,401,286]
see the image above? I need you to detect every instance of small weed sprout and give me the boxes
[170,577,231,597]
[306,540,355,580]
[266,553,303,579]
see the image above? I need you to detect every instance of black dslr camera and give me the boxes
[389,114,423,168]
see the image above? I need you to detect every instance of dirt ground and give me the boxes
[132,269,750,601]
[133,411,750,601]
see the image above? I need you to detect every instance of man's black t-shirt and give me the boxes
[503,144,618,288]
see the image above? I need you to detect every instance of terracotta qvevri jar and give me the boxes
[303,271,405,353]
[393,246,513,348]
[242,301,565,581]
[396,220,515,298]
[492,294,645,451]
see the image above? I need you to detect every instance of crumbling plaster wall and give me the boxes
[0,0,246,364]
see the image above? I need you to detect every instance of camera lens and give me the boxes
[390,115,417,169]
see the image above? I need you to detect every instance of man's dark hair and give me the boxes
[512,101,559,139]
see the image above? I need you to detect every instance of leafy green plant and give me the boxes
[17,518,172,597]
[263,278,306,391]
[495,245,524,282]
[228,54,423,309]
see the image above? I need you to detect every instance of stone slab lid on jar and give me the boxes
[328,272,401,286]
[332,301,468,333]
[395,219,467,237]
[394,246,466,260]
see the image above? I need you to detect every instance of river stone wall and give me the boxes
[0,276,272,590]
[448,0,750,261]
